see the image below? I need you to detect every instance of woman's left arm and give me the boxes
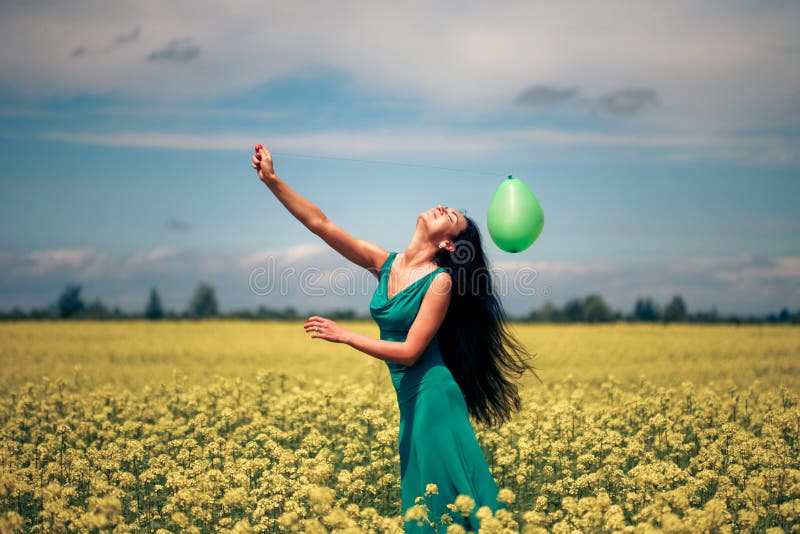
[304,272,452,366]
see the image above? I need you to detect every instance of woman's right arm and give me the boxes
[252,146,389,275]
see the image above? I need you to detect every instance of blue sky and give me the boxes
[1,1,799,315]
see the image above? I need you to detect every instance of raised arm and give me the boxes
[252,145,389,275]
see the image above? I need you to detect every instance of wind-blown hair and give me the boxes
[433,214,542,427]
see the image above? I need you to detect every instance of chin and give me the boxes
[419,211,436,230]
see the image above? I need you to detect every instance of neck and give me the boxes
[401,228,437,268]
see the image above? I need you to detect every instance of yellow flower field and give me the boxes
[0,322,798,532]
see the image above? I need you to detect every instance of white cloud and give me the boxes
[39,123,797,164]
[0,244,352,282]
[239,243,332,270]
[1,0,798,140]
[493,259,615,278]
[25,248,100,275]
[715,256,800,282]
[1,245,798,315]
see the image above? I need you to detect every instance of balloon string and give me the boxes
[270,150,504,178]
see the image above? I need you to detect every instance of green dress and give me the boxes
[369,252,505,532]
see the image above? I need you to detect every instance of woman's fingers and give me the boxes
[251,146,275,180]
[305,319,325,339]
[304,317,327,333]
[304,316,340,342]
[252,145,266,168]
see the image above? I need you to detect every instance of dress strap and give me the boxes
[380,252,397,274]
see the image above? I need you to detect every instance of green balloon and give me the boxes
[487,175,544,253]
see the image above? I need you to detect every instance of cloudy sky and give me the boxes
[1,0,798,316]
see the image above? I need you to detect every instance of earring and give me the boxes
[438,243,444,249]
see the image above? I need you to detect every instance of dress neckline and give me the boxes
[384,252,444,302]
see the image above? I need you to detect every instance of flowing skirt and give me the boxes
[396,367,505,533]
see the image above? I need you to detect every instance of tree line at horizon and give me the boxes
[0,282,798,324]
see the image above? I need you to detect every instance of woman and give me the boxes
[251,146,540,532]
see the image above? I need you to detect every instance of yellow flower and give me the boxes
[277,511,299,531]
[171,512,189,528]
[404,503,430,526]
[452,495,475,517]
[497,488,516,505]
[475,505,493,521]
[307,485,334,514]
[425,483,439,496]
[322,507,355,529]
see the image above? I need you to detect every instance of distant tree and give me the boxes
[187,283,219,318]
[633,297,660,322]
[29,306,54,319]
[663,295,688,323]
[227,308,255,319]
[562,298,584,322]
[583,294,613,322]
[85,298,110,319]
[145,287,165,320]
[328,309,359,320]
[691,307,719,323]
[556,295,615,322]
[527,301,562,322]
[256,305,273,319]
[57,283,86,318]
[541,301,562,322]
[766,308,794,324]
[280,306,300,320]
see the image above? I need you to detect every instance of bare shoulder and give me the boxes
[427,270,453,298]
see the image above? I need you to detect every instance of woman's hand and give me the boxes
[304,316,348,343]
[251,144,276,183]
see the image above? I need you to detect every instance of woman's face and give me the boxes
[419,205,468,240]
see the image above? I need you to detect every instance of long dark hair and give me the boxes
[433,214,542,427]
